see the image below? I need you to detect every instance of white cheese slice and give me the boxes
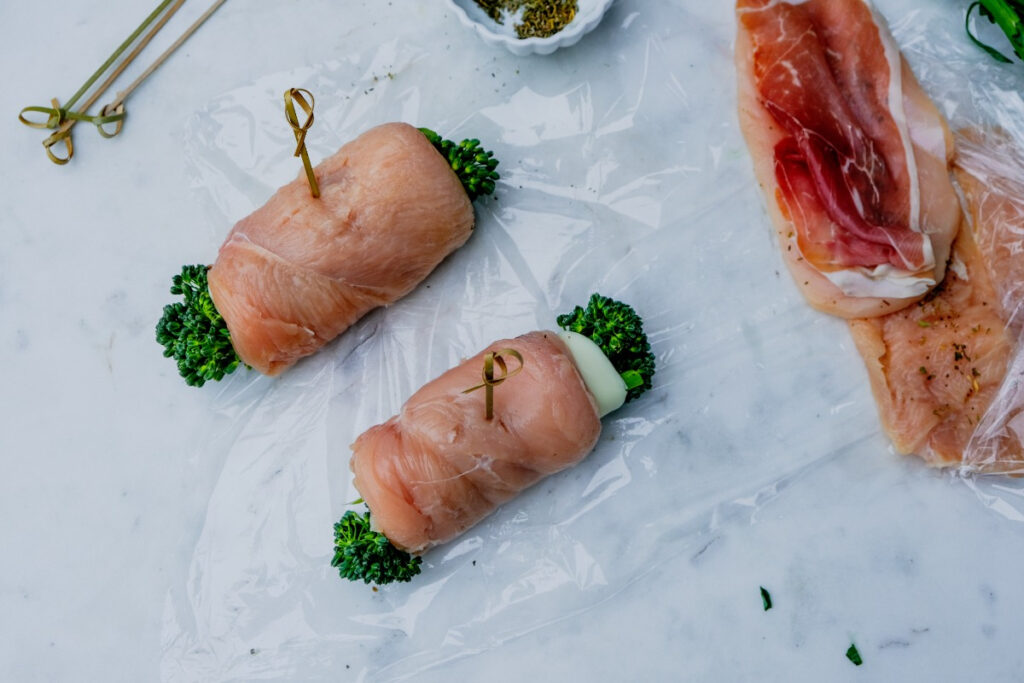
[823,256,936,299]
[558,331,627,418]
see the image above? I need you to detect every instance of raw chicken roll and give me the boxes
[208,122,475,375]
[350,331,603,553]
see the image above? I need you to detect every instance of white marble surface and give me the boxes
[4,1,1024,681]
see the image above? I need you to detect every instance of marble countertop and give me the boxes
[4,1,1024,680]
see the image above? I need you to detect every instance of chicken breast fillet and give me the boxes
[850,132,1024,471]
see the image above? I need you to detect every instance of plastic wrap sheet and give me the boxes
[886,8,1024,487]
[160,1,1024,680]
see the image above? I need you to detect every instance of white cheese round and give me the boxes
[558,331,627,418]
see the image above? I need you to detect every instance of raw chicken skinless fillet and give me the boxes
[850,134,1024,472]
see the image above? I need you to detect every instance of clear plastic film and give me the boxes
[884,8,1024,481]
[160,2,1024,680]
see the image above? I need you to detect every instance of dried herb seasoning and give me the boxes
[473,0,579,39]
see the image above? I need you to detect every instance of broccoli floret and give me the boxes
[332,508,422,585]
[419,127,500,201]
[557,293,655,402]
[155,264,241,387]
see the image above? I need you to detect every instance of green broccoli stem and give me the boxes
[419,127,500,201]
[155,264,241,387]
[332,508,422,585]
[556,293,656,403]
[967,0,1024,63]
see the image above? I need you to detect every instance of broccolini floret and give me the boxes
[155,264,240,387]
[557,293,655,402]
[419,127,500,201]
[332,508,423,585]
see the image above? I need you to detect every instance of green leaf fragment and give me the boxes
[760,586,772,611]
[846,643,863,666]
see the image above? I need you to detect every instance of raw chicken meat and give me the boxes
[849,226,1013,466]
[736,0,960,318]
[850,132,1024,471]
[208,122,474,375]
[350,331,602,553]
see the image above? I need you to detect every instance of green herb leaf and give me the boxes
[966,1,1024,63]
[846,643,863,666]
[967,2,1014,62]
[760,586,772,611]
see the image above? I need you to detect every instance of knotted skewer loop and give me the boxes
[37,98,73,165]
[283,88,320,198]
[462,348,525,420]
[95,102,126,138]
[42,131,74,165]
[22,101,127,135]
[16,0,223,164]
[18,104,68,129]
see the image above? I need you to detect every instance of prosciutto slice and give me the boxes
[736,0,960,318]
[208,122,474,375]
[350,331,602,553]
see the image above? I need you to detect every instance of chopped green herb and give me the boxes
[846,643,863,666]
[918,320,932,328]
[473,0,578,39]
[760,586,772,611]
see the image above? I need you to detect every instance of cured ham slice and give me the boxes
[849,132,1024,471]
[350,331,602,553]
[736,0,960,318]
[208,122,474,375]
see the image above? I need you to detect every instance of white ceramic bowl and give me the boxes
[445,0,615,56]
